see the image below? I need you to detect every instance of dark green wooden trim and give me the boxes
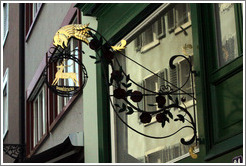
[189,3,212,161]
[204,133,243,161]
[96,4,162,44]
[74,4,95,14]
[209,56,243,83]
[96,55,111,163]
[234,3,243,55]
[180,5,244,163]
[75,4,102,16]
[75,3,114,17]
[194,3,244,162]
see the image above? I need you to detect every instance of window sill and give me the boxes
[29,132,48,157]
[49,91,82,132]
[140,40,160,53]
[174,21,191,35]
[168,148,199,163]
[144,136,199,163]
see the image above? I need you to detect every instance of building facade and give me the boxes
[77,3,244,163]
[23,3,85,162]
[2,3,25,163]
[2,2,244,163]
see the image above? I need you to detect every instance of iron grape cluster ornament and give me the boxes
[44,23,198,158]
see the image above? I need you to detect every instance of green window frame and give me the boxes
[192,3,243,160]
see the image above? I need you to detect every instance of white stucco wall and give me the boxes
[81,14,99,163]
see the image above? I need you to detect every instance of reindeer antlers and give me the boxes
[60,59,73,67]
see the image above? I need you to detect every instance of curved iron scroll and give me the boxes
[51,24,198,147]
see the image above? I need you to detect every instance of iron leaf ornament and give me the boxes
[50,23,199,159]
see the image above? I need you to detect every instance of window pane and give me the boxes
[157,16,166,37]
[167,8,175,31]
[215,3,239,67]
[144,75,158,112]
[112,4,197,163]
[33,100,38,146]
[38,90,43,140]
[176,4,189,26]
[32,85,46,146]
[143,26,154,45]
[42,86,46,135]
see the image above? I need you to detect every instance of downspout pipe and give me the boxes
[18,3,25,162]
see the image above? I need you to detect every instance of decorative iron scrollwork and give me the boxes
[3,144,25,160]
[51,24,199,158]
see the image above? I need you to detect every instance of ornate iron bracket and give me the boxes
[3,144,25,160]
[51,23,199,158]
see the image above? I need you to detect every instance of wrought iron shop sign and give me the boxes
[43,48,88,97]
[45,23,199,159]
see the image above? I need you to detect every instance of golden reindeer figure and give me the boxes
[52,60,79,86]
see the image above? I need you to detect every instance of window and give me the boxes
[214,3,239,67]
[48,17,81,127]
[176,4,189,27]
[157,16,166,38]
[134,19,163,53]
[135,4,191,53]
[111,4,197,163]
[32,85,46,147]
[3,3,9,44]
[32,3,42,19]
[25,7,82,156]
[27,83,47,150]
[3,68,9,138]
[134,23,160,53]
[50,39,80,122]
[25,3,42,37]
[201,3,243,159]
[167,8,175,32]
[167,4,191,34]
[144,74,159,113]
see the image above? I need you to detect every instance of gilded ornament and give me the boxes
[53,23,91,48]
[112,40,127,51]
